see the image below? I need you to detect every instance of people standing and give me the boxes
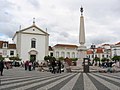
[51,60,56,74]
[57,60,62,73]
[24,61,29,70]
[29,61,32,71]
[0,60,4,76]
[32,61,36,70]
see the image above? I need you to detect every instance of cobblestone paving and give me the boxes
[0,67,120,90]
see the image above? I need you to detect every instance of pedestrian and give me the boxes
[28,61,32,71]
[57,60,62,73]
[32,61,36,70]
[24,61,29,70]
[0,60,4,76]
[6,62,9,69]
[51,60,56,74]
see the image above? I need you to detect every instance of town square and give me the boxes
[0,67,120,90]
[0,0,120,90]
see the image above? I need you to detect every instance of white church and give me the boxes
[12,21,49,62]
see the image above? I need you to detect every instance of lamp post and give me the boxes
[90,44,96,65]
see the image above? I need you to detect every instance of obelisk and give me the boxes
[77,7,87,66]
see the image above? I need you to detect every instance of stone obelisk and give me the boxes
[77,7,87,66]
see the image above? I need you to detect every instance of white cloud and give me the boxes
[0,0,120,47]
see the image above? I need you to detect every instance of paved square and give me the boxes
[0,67,120,90]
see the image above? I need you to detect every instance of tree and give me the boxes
[44,55,56,62]
[70,58,78,61]
[0,55,4,61]
[101,58,107,62]
[70,58,78,66]
[112,56,120,62]
[58,57,64,61]
[9,56,21,61]
[44,55,49,62]
[93,57,100,66]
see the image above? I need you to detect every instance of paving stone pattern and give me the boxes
[0,67,120,90]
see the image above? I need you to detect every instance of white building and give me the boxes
[0,41,16,58]
[87,44,112,60]
[13,22,49,62]
[111,42,120,57]
[52,44,78,59]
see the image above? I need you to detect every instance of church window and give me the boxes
[31,38,36,48]
[33,29,35,31]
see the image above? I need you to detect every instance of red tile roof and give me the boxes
[54,44,78,48]
[0,41,8,48]
[0,41,16,49]
[102,44,110,46]
[0,41,3,48]
[96,48,103,53]
[8,44,16,49]
[115,42,120,45]
[87,50,93,54]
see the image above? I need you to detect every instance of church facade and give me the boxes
[12,23,49,62]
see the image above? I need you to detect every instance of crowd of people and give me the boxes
[101,61,114,68]
[23,60,64,74]
[1,58,120,76]
[24,61,39,71]
[48,60,63,74]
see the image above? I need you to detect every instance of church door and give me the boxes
[30,55,36,62]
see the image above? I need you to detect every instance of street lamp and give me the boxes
[90,44,96,65]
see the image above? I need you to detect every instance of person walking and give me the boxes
[0,60,4,76]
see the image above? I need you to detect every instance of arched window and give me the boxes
[67,52,70,58]
[56,51,59,58]
[31,38,36,48]
[72,52,75,58]
[61,52,65,58]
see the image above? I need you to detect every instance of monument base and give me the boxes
[77,45,87,67]
[77,58,83,67]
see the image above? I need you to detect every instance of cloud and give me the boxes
[0,0,120,47]
[27,0,40,8]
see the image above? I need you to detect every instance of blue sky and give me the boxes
[0,0,120,47]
